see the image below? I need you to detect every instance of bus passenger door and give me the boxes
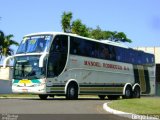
[47,35,68,79]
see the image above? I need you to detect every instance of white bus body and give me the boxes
[4,32,155,100]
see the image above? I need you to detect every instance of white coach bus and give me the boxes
[3,32,155,100]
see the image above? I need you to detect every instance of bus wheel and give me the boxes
[66,84,78,100]
[107,95,120,100]
[39,95,48,100]
[132,86,140,98]
[122,86,132,99]
[98,95,106,100]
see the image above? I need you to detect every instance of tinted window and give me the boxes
[70,37,116,60]
[47,35,68,77]
[70,36,154,65]
[50,35,68,53]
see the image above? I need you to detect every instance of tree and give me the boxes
[102,31,113,40]
[90,26,104,40]
[72,19,89,37]
[60,11,132,43]
[61,11,72,32]
[0,31,5,58]
[107,31,132,43]
[114,32,132,43]
[91,30,132,43]
[61,12,90,37]
[0,30,19,60]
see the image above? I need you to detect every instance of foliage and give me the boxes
[90,26,132,42]
[90,26,103,40]
[61,11,72,32]
[72,19,90,37]
[109,31,132,43]
[0,30,19,60]
[61,11,132,43]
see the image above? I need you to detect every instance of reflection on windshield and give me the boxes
[13,56,46,80]
[17,35,52,54]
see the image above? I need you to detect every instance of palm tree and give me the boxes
[61,11,72,32]
[0,31,5,59]
[0,30,19,60]
[72,19,90,37]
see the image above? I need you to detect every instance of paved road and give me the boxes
[0,98,131,120]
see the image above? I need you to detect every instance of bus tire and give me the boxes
[122,85,132,99]
[66,83,78,100]
[39,94,48,100]
[132,86,140,98]
[98,95,106,100]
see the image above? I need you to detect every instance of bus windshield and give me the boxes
[13,56,46,80]
[17,35,52,54]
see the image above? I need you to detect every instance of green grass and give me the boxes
[108,97,160,114]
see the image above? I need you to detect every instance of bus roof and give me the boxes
[24,32,130,48]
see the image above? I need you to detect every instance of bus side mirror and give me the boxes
[3,56,14,68]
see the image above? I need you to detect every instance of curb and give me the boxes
[103,102,159,120]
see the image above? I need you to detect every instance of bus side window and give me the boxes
[108,46,116,60]
[99,44,110,59]
[115,47,122,62]
[70,37,80,55]
[50,35,68,53]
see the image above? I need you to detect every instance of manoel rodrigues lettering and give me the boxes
[84,60,129,71]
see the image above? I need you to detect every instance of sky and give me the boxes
[0,0,160,50]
